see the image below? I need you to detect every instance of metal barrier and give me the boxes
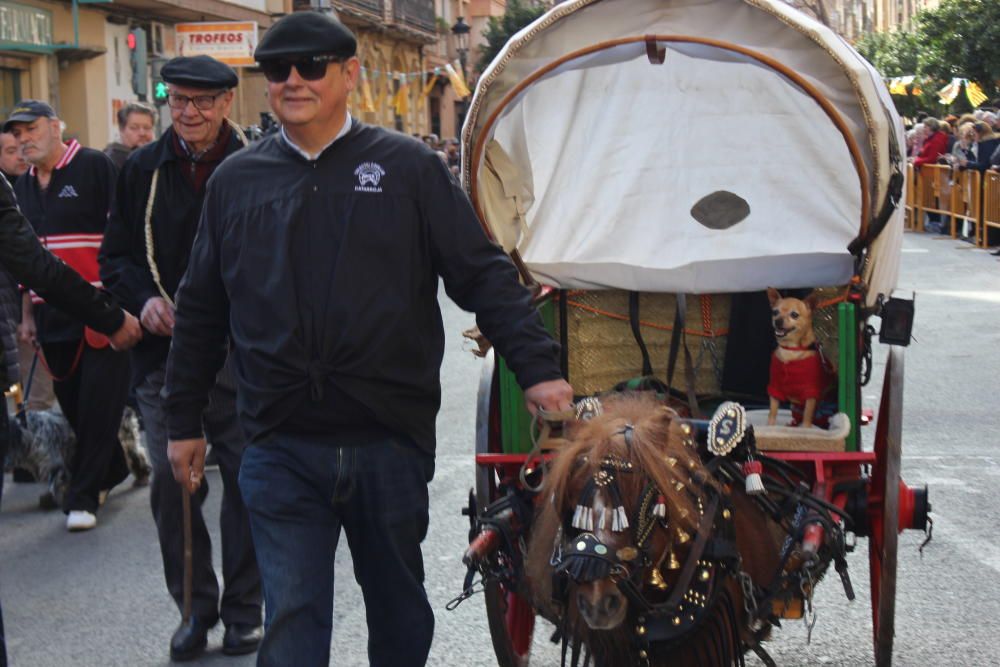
[904,164,917,231]
[913,164,953,232]
[983,171,1000,248]
[904,164,1000,248]
[949,168,981,242]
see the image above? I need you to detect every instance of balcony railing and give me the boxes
[392,0,436,33]
[338,0,385,15]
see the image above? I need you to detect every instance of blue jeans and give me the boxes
[239,430,435,667]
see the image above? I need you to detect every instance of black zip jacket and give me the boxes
[0,175,123,336]
[164,121,562,455]
[100,126,244,386]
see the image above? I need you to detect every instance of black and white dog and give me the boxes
[5,406,150,508]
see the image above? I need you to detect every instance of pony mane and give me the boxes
[546,394,710,535]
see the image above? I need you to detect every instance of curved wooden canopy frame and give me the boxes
[469,34,872,248]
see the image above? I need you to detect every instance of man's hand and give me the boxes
[168,437,207,494]
[523,378,574,417]
[108,311,143,351]
[17,316,36,346]
[141,297,175,337]
[18,292,35,345]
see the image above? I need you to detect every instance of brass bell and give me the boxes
[676,529,691,544]
[666,549,682,570]
[648,566,668,590]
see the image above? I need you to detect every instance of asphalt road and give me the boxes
[2,229,999,666]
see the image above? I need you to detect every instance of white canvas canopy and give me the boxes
[462,0,905,307]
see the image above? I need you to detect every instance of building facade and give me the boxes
[784,0,941,40]
[0,0,447,149]
[0,0,284,149]
[323,0,438,136]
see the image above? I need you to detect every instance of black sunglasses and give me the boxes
[259,55,346,83]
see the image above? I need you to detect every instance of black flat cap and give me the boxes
[161,56,238,89]
[4,99,56,132]
[255,11,357,61]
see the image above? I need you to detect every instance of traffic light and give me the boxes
[150,57,168,105]
[153,80,168,104]
[128,27,148,99]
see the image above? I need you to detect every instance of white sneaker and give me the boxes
[66,510,97,532]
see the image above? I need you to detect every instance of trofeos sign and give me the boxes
[175,22,258,67]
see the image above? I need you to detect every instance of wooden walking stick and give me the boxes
[182,485,193,623]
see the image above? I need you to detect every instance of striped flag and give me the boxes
[966,80,988,108]
[445,63,471,98]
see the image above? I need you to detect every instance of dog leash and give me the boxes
[14,348,40,428]
[31,340,85,383]
[182,486,193,624]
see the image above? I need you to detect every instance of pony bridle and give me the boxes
[551,423,739,648]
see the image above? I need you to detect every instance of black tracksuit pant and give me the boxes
[42,340,130,514]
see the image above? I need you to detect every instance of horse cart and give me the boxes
[454,1,931,665]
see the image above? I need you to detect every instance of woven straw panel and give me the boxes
[558,292,731,396]
[809,286,844,371]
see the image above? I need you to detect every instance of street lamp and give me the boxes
[451,16,470,74]
[451,16,471,131]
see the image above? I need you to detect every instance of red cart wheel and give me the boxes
[869,346,903,667]
[475,351,536,666]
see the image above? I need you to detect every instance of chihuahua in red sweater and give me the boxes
[766,288,834,427]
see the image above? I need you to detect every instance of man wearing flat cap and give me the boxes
[163,11,573,667]
[6,100,138,532]
[100,55,262,661]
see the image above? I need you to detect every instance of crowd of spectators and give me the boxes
[418,133,461,178]
[905,107,1000,241]
[906,108,1000,172]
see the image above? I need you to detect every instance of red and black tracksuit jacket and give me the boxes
[14,141,117,344]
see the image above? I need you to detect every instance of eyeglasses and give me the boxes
[259,55,345,83]
[166,91,227,111]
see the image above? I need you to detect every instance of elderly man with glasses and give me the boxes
[99,55,262,662]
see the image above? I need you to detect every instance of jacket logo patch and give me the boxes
[354,162,385,193]
[57,185,79,198]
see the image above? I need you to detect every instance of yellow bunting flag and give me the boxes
[394,79,410,117]
[445,63,471,98]
[937,78,962,105]
[420,74,438,100]
[966,80,988,108]
[359,71,376,113]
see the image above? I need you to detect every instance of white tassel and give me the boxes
[572,506,585,531]
[653,494,667,519]
[743,460,766,496]
[598,508,607,531]
[585,508,594,532]
[616,507,629,531]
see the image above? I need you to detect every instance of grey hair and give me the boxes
[117,101,157,130]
